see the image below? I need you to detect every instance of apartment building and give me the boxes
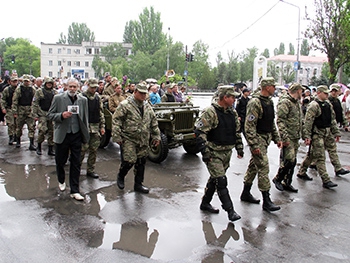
[40,41,132,80]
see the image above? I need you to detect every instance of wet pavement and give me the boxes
[1,96,350,263]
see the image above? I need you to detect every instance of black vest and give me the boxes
[257,98,274,134]
[314,101,332,128]
[330,97,343,123]
[6,87,15,108]
[207,107,236,145]
[85,94,100,123]
[165,93,175,102]
[19,86,34,106]
[39,88,55,111]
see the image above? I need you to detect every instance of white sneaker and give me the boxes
[58,182,66,191]
[70,193,84,201]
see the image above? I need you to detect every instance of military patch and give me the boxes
[196,120,204,128]
[248,114,255,121]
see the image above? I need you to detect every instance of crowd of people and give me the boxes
[0,73,349,222]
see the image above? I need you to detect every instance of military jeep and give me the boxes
[99,102,201,163]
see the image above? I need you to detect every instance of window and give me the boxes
[74,49,80,54]
[67,61,71,66]
[75,61,80,66]
[58,61,62,66]
[86,48,92,54]
[85,61,89,67]
[49,60,53,66]
[49,71,53,77]
[49,48,53,54]
[67,72,71,78]
[313,68,317,76]
[94,48,100,54]
[85,72,89,79]
[67,49,71,54]
[300,68,303,74]
[58,48,62,54]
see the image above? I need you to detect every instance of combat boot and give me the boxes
[262,191,280,212]
[16,137,21,148]
[9,135,14,145]
[29,138,36,151]
[240,183,260,204]
[48,145,55,156]
[272,168,284,191]
[217,176,241,222]
[117,161,133,190]
[134,158,149,194]
[36,143,42,155]
[200,178,219,214]
[282,168,298,193]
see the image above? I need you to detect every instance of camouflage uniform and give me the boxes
[113,84,160,193]
[298,86,342,186]
[31,77,57,155]
[195,86,243,221]
[273,83,305,192]
[80,81,105,176]
[12,74,37,149]
[108,92,125,113]
[1,78,18,143]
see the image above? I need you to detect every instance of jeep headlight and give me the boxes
[170,114,175,120]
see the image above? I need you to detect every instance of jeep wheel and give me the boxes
[99,129,112,148]
[148,133,168,163]
[183,141,200,155]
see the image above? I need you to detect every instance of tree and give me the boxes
[283,64,295,84]
[267,61,280,81]
[288,43,295,55]
[300,39,310,56]
[58,22,95,45]
[131,7,166,55]
[101,43,127,63]
[261,48,270,58]
[239,47,258,82]
[274,43,285,56]
[123,21,134,43]
[305,0,350,84]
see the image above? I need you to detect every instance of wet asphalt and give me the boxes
[0,96,350,263]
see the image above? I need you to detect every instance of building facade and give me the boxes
[40,41,132,80]
[267,54,327,85]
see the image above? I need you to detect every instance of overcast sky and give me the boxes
[2,0,323,65]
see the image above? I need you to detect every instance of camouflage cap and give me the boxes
[43,76,54,84]
[88,78,99,88]
[317,85,330,93]
[218,85,240,97]
[104,72,110,78]
[165,83,176,89]
[135,83,148,93]
[288,83,305,92]
[10,75,18,81]
[330,83,340,91]
[22,74,31,81]
[260,77,278,87]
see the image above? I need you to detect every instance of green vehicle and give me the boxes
[99,102,201,163]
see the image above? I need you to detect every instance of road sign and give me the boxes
[184,70,188,76]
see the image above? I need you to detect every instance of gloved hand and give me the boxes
[237,149,244,158]
[202,151,211,163]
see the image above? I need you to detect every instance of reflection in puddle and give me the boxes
[320,251,348,260]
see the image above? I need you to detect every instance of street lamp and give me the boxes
[280,0,300,83]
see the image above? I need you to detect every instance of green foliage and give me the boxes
[123,21,134,43]
[101,43,127,63]
[288,43,295,55]
[239,47,258,82]
[261,48,270,58]
[300,39,310,56]
[197,64,216,90]
[274,42,285,56]
[59,22,95,45]
[267,61,280,81]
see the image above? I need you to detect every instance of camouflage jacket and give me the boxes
[81,90,105,134]
[245,93,280,150]
[1,85,17,109]
[12,84,36,114]
[195,102,243,153]
[31,87,58,118]
[303,97,340,139]
[277,93,303,142]
[108,93,126,113]
[112,95,160,146]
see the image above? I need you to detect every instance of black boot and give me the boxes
[283,166,298,193]
[240,183,260,204]
[217,176,241,222]
[36,143,42,155]
[200,178,219,214]
[134,158,149,193]
[272,168,284,191]
[29,138,36,151]
[262,191,280,212]
[16,137,21,148]
[117,161,133,189]
[9,135,14,145]
[48,145,55,156]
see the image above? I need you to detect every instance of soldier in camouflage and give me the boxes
[113,83,160,193]
[12,74,37,150]
[297,85,347,188]
[195,86,243,222]
[80,78,105,179]
[31,77,57,155]
[272,83,305,193]
[1,75,19,145]
[240,77,282,212]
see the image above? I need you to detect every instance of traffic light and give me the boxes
[11,55,15,64]
[190,53,194,62]
[185,53,189,61]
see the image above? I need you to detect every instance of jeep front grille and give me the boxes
[174,112,194,132]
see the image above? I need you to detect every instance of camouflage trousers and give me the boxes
[16,111,36,138]
[279,139,300,168]
[121,140,149,164]
[205,149,232,178]
[4,108,16,136]
[81,133,101,173]
[37,117,54,145]
[244,137,271,192]
[298,133,340,182]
